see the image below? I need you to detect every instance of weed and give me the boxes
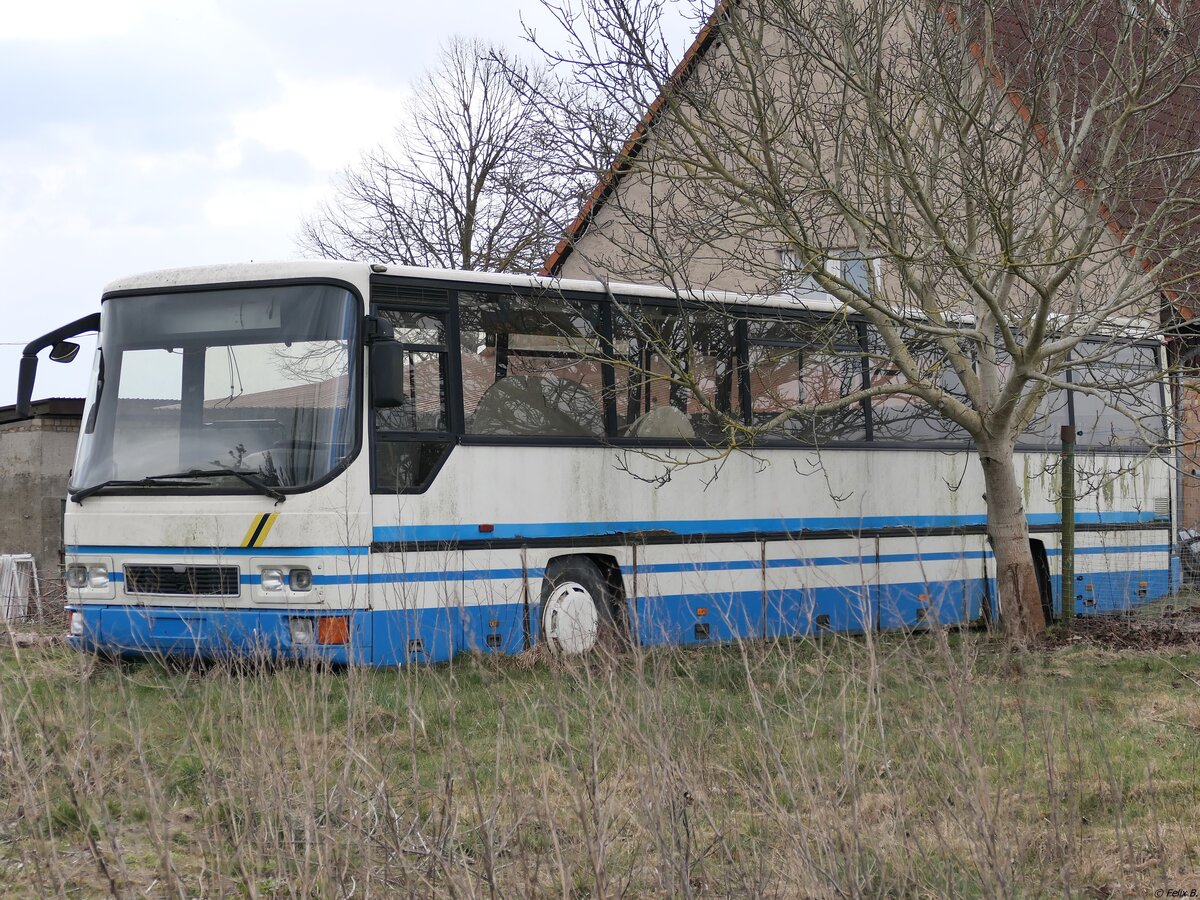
[0,627,1198,895]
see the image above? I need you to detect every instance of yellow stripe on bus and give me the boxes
[254,512,279,547]
[242,513,280,548]
[241,514,267,548]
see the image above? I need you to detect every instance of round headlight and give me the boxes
[289,567,313,591]
[65,565,88,589]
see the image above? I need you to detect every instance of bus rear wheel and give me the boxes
[540,558,616,655]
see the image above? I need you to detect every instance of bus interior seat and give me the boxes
[625,405,696,439]
[469,374,602,437]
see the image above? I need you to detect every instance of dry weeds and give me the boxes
[0,621,1197,897]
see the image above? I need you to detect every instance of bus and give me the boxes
[16,261,1176,664]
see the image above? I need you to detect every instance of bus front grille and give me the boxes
[124,564,240,597]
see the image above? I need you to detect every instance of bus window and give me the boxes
[375,312,448,433]
[1070,342,1164,449]
[459,292,605,438]
[374,308,452,492]
[868,332,970,445]
[986,345,1071,450]
[687,309,740,440]
[1015,384,1071,450]
[610,303,739,441]
[111,348,184,478]
[747,315,865,443]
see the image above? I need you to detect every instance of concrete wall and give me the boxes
[0,408,81,592]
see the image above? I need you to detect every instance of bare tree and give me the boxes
[298,37,581,273]
[525,0,1200,638]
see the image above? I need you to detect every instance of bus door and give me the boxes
[369,296,461,665]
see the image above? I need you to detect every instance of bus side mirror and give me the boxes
[371,341,406,408]
[49,341,80,363]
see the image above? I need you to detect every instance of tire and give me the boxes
[539,557,617,655]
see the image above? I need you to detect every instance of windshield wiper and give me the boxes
[166,467,287,504]
[70,474,212,503]
[69,467,286,504]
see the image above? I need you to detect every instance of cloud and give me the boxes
[0,0,161,42]
[203,180,329,231]
[221,76,411,174]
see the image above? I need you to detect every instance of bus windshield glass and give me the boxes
[70,283,359,496]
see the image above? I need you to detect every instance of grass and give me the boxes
[1,626,1198,897]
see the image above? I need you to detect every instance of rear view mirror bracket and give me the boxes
[16,312,100,418]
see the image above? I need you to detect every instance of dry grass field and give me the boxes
[1,614,1199,897]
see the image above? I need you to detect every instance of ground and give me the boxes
[1,606,1199,897]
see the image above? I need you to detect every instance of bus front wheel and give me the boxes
[540,558,615,655]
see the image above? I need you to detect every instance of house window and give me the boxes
[779,248,879,296]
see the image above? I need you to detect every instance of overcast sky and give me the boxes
[0,0,652,406]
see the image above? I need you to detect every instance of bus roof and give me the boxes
[100,260,848,314]
[100,260,1160,336]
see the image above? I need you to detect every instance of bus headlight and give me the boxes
[289,618,314,644]
[261,568,285,591]
[66,565,109,589]
[289,567,313,591]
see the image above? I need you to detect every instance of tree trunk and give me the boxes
[978,443,1047,640]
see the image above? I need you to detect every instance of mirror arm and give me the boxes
[363,314,394,344]
[16,312,101,418]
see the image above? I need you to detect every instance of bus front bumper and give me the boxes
[66,604,362,664]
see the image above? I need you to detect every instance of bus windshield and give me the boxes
[70,283,359,497]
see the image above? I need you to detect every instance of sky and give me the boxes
[0,0,626,406]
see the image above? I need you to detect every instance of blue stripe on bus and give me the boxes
[66,543,1171,592]
[1048,544,1170,556]
[628,551,992,574]
[65,523,1168,562]
[371,511,1164,544]
[299,543,1168,586]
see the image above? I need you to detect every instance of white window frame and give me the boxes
[779,248,882,297]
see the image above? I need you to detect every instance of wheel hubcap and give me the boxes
[543,581,599,655]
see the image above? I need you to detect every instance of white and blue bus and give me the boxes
[16,261,1176,664]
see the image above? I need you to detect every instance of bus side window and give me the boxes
[866,330,969,445]
[1069,341,1164,449]
[373,308,452,492]
[990,345,1071,450]
[459,291,605,438]
[746,315,866,443]
[610,303,739,441]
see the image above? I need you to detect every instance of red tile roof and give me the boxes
[540,0,732,277]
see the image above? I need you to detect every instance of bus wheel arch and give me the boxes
[539,554,623,655]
